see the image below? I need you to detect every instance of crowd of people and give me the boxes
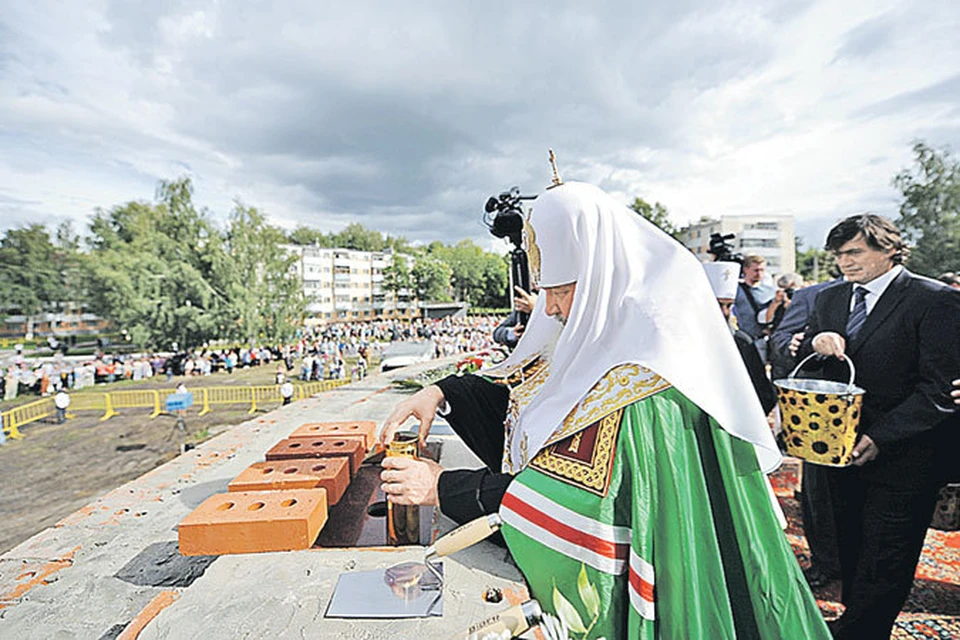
[0,315,505,403]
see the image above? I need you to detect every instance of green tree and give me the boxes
[51,221,86,325]
[289,222,411,254]
[419,240,508,306]
[382,254,412,296]
[84,198,220,350]
[385,234,413,254]
[629,197,677,237]
[411,253,452,302]
[893,141,960,276]
[84,177,230,350]
[217,203,303,343]
[332,223,386,251]
[84,181,306,349]
[796,245,836,283]
[477,252,509,308]
[288,225,332,247]
[0,224,69,338]
[434,240,488,304]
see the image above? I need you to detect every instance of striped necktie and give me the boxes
[845,286,869,340]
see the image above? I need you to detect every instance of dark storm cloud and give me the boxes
[79,0,781,240]
[3,1,959,246]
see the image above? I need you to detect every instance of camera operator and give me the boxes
[733,255,775,363]
[761,272,802,334]
[493,286,538,348]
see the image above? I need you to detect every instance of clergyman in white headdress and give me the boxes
[704,261,778,414]
[379,174,829,638]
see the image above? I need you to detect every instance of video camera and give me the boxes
[484,187,537,323]
[484,187,536,248]
[707,232,743,264]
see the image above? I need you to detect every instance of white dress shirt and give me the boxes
[850,265,902,315]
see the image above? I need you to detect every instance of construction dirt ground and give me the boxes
[0,400,265,554]
[0,359,371,555]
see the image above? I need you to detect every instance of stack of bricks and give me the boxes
[178,421,379,556]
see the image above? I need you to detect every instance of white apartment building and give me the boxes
[679,214,796,275]
[283,245,418,324]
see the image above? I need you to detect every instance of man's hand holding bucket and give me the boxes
[850,434,879,466]
[812,330,880,465]
[811,331,848,361]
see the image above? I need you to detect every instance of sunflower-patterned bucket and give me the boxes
[774,354,865,467]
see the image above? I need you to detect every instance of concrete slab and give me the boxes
[0,361,530,639]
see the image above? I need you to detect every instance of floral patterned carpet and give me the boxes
[771,458,960,639]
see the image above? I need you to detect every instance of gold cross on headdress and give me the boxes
[547,148,563,189]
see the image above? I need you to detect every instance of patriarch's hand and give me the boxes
[378,384,445,447]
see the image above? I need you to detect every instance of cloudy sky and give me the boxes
[1,0,958,249]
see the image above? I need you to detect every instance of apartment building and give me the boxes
[679,214,796,274]
[1,302,110,341]
[284,245,418,324]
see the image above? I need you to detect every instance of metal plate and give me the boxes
[325,564,444,618]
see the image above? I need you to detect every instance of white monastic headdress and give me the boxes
[484,181,781,473]
[703,261,741,299]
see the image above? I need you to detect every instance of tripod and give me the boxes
[172,412,188,454]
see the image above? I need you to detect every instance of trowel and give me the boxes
[325,512,502,618]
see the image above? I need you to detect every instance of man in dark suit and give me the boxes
[799,214,960,639]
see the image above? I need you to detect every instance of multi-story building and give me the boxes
[1,302,110,341]
[679,214,796,274]
[284,245,419,324]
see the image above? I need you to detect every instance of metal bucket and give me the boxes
[774,354,865,467]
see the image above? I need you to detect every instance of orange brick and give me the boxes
[178,489,327,556]
[265,437,364,475]
[290,420,378,451]
[227,458,349,505]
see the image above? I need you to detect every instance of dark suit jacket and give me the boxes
[770,280,842,354]
[800,269,960,487]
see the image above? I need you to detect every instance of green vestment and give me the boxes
[499,386,830,639]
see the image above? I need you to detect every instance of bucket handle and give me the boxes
[788,352,858,394]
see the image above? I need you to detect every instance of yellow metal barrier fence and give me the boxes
[0,379,350,440]
[68,393,108,415]
[2,397,54,439]
[109,390,164,419]
[296,380,347,399]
